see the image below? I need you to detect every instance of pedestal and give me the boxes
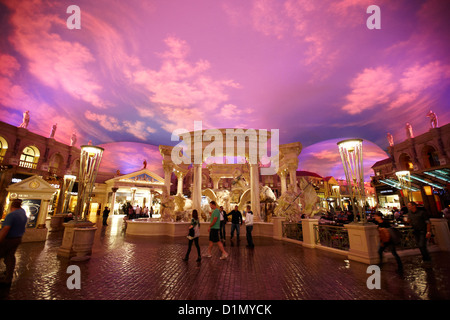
[430,218,450,252]
[301,219,319,248]
[57,220,96,259]
[346,222,379,264]
[50,213,69,232]
[272,217,286,240]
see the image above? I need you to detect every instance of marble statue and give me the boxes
[273,185,301,222]
[160,189,175,222]
[427,110,438,129]
[70,131,77,146]
[298,178,321,217]
[19,110,30,129]
[49,123,57,138]
[387,133,394,147]
[405,123,414,139]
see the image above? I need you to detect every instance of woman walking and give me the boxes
[183,210,201,262]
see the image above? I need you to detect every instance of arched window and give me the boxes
[398,153,414,171]
[422,145,440,169]
[49,153,64,174]
[0,136,8,164]
[19,146,40,169]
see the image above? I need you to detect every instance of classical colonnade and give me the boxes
[159,128,302,221]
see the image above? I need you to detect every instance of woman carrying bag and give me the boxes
[183,210,201,262]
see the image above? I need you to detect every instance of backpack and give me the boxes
[388,227,402,245]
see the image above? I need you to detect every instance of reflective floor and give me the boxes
[1,215,450,300]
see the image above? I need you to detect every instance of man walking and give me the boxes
[407,202,432,263]
[205,201,228,260]
[245,205,254,248]
[102,206,110,226]
[219,206,227,243]
[0,199,28,285]
[227,205,243,241]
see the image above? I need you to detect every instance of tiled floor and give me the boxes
[1,215,449,300]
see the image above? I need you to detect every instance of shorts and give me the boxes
[209,229,220,243]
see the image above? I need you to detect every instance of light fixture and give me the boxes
[337,139,366,223]
[423,185,433,196]
[61,174,77,213]
[73,145,104,222]
[395,170,412,201]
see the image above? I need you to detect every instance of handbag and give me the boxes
[194,223,200,238]
[388,227,401,245]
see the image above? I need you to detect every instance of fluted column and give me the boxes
[278,169,288,195]
[192,164,202,212]
[250,163,261,221]
[110,187,118,214]
[163,161,174,195]
[288,163,298,193]
[175,171,184,195]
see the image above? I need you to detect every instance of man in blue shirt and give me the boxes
[0,199,28,284]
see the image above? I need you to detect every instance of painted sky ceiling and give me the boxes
[1,0,449,180]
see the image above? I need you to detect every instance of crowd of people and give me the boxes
[183,202,255,262]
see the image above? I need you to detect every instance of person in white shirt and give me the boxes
[245,205,254,248]
[219,206,227,243]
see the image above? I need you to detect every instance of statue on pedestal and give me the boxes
[426,110,438,129]
[49,123,57,138]
[405,123,414,139]
[387,133,394,147]
[160,189,175,222]
[274,184,301,222]
[70,131,77,146]
[19,110,30,129]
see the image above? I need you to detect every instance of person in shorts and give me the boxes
[205,201,228,260]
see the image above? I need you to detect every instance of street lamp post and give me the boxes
[337,139,366,223]
[57,144,104,260]
[73,145,104,222]
[61,174,76,213]
[395,170,411,204]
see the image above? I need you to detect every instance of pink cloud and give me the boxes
[0,53,20,77]
[84,111,155,140]
[342,67,397,114]
[98,142,163,176]
[132,36,241,132]
[300,138,389,181]
[5,0,106,108]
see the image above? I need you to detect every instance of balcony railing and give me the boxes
[282,222,303,241]
[314,225,350,251]
[19,160,37,169]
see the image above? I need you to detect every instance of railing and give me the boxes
[395,225,438,251]
[282,222,303,241]
[19,160,37,169]
[314,225,350,251]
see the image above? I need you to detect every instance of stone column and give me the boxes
[192,164,202,212]
[163,161,173,195]
[110,187,118,214]
[175,171,184,195]
[130,187,137,206]
[250,163,261,221]
[36,199,50,229]
[211,175,220,190]
[288,163,298,193]
[278,169,288,195]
